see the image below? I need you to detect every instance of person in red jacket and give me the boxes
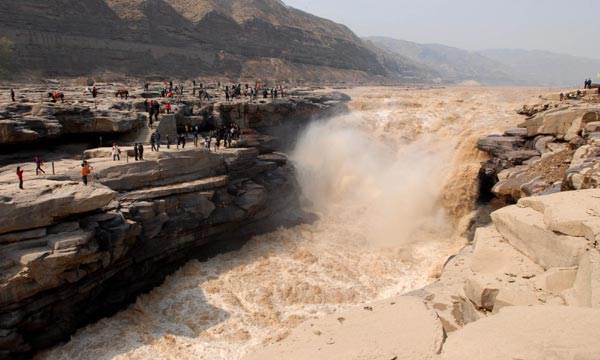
[16,167,24,189]
[165,102,171,114]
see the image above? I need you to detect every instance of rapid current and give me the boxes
[39,86,542,360]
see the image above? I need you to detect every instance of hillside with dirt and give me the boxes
[0,0,425,83]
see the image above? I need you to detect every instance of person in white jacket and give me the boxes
[111,143,121,161]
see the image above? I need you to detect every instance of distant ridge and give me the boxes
[368,36,600,87]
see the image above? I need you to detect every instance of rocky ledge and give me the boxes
[0,146,298,359]
[478,101,600,202]
[0,87,349,359]
[0,84,350,147]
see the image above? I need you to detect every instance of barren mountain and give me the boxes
[0,0,416,82]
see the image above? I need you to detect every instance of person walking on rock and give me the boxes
[138,143,144,160]
[81,161,92,186]
[180,134,186,149]
[148,101,155,128]
[16,167,24,189]
[34,155,45,176]
[10,88,15,102]
[153,101,160,121]
[134,143,139,161]
[155,131,161,151]
[112,143,121,161]
[150,133,157,152]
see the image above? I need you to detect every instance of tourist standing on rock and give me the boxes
[92,86,98,98]
[81,161,91,186]
[138,143,144,160]
[144,99,149,112]
[10,88,15,102]
[150,133,157,152]
[205,136,211,151]
[153,101,160,121]
[112,143,121,161]
[34,156,45,176]
[16,167,24,189]
[180,134,186,149]
[225,86,230,102]
[155,131,161,151]
[165,102,171,114]
[134,143,139,161]
[166,134,171,149]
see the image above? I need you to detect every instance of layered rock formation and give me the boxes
[0,147,297,359]
[0,84,348,147]
[0,0,424,82]
[0,88,348,359]
[478,99,600,203]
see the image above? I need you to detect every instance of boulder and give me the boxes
[492,172,529,202]
[243,296,443,360]
[407,246,481,333]
[533,136,555,154]
[565,145,600,190]
[567,250,600,308]
[491,205,588,269]
[535,267,577,295]
[472,226,543,276]
[585,121,600,133]
[440,306,600,360]
[0,180,116,235]
[519,107,589,138]
[477,136,526,158]
[463,276,500,311]
[0,228,47,245]
[504,128,528,137]
[519,189,600,242]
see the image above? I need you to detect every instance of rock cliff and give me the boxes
[0,88,347,359]
[477,94,600,203]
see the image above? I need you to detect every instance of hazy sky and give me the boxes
[284,0,600,59]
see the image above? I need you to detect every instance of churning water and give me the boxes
[39,86,542,360]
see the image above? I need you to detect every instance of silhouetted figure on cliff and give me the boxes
[138,143,144,160]
[16,167,23,189]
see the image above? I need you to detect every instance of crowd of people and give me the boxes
[9,78,292,190]
[223,83,286,102]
